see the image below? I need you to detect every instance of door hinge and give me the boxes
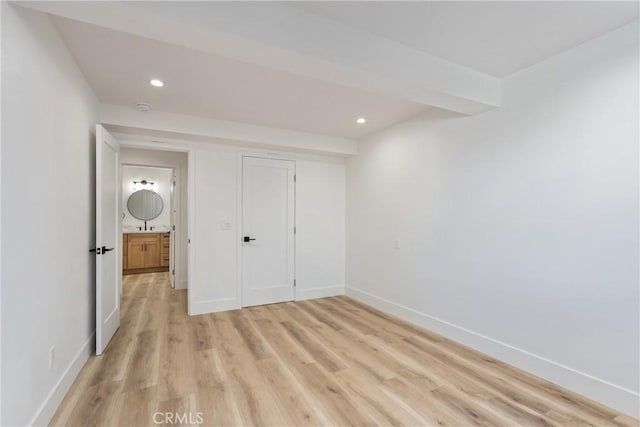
[294,226,296,234]
[294,279,296,287]
[294,175,296,183]
[172,225,176,231]
[172,269,175,275]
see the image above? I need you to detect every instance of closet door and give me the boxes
[241,157,295,307]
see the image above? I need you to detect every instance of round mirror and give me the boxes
[127,189,163,220]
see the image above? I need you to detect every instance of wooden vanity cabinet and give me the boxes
[123,232,170,275]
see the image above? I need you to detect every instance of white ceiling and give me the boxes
[53,17,429,139]
[49,2,638,141]
[294,1,639,77]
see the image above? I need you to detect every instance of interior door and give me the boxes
[169,171,176,288]
[95,125,121,355]
[242,157,295,307]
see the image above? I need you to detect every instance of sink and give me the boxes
[123,226,169,233]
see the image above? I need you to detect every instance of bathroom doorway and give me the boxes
[121,165,175,283]
[120,147,189,291]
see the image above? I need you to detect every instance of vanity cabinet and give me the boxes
[123,232,170,275]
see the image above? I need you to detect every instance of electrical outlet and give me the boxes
[49,346,55,370]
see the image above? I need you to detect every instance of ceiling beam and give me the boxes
[99,104,358,156]
[17,1,500,115]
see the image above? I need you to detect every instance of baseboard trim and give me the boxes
[296,285,345,301]
[190,297,239,315]
[346,286,640,418]
[29,331,95,426]
[189,285,345,315]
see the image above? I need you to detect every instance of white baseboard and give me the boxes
[29,331,95,426]
[296,285,344,301]
[346,286,640,418]
[190,297,239,315]
[189,285,345,315]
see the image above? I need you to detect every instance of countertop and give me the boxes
[123,226,170,234]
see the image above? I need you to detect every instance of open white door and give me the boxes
[242,157,295,307]
[169,171,176,288]
[95,125,120,355]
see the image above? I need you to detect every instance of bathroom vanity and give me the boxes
[123,232,170,275]
[122,184,170,275]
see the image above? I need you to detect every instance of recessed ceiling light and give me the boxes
[356,117,367,124]
[150,79,164,87]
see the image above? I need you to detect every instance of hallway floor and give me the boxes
[50,272,635,426]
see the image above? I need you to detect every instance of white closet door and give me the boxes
[242,157,295,307]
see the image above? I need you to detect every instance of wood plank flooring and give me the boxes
[51,272,638,427]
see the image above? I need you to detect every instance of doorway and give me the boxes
[121,165,175,282]
[241,156,296,307]
[119,147,189,294]
[95,125,190,354]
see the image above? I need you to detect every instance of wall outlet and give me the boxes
[49,346,55,370]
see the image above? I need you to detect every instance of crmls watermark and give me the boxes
[152,412,204,425]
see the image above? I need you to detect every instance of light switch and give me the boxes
[220,221,232,231]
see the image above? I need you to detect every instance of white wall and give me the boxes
[190,152,348,313]
[346,22,639,416]
[1,4,99,425]
[121,139,349,316]
[296,160,346,300]
[120,148,188,289]
[190,147,239,314]
[122,166,173,229]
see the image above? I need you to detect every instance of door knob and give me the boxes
[243,236,256,242]
[101,246,115,253]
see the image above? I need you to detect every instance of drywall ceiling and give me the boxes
[40,1,637,143]
[53,17,429,139]
[294,1,640,77]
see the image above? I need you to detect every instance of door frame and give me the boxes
[169,169,177,288]
[115,139,194,314]
[237,153,297,307]
[120,163,177,287]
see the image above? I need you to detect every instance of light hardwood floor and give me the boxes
[51,272,638,427]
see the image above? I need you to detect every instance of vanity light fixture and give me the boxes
[150,79,164,87]
[132,179,154,190]
[356,117,367,124]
